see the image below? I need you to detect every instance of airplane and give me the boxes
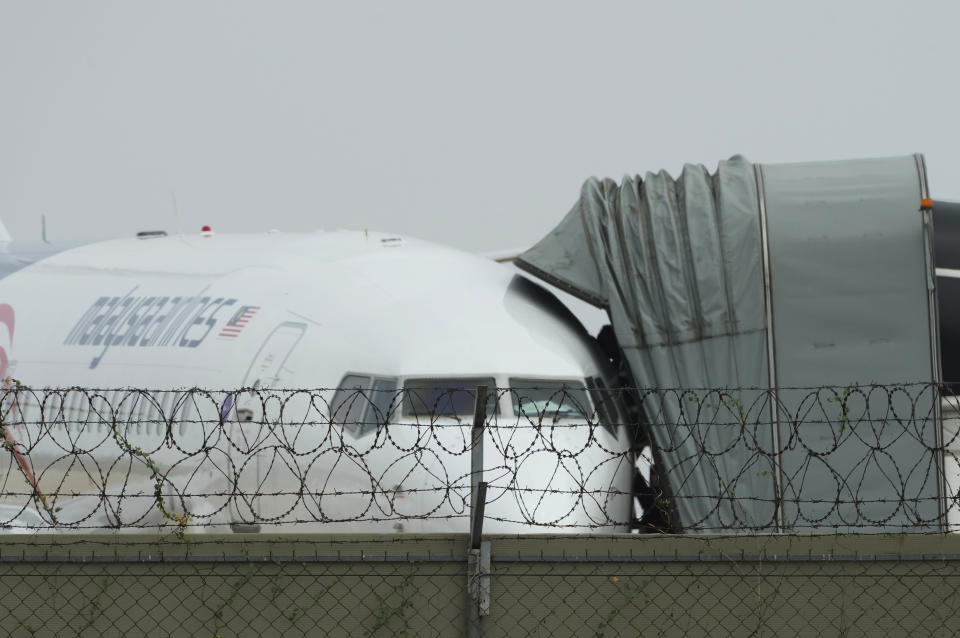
[0,226,636,534]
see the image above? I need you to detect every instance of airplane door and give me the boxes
[230,322,306,528]
[240,322,307,389]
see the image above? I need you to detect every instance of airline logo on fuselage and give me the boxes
[64,291,256,369]
[218,305,260,339]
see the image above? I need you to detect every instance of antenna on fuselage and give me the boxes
[41,214,50,244]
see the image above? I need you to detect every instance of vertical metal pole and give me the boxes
[915,153,946,531]
[467,385,489,638]
[754,164,785,532]
[470,385,487,536]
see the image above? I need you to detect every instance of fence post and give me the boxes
[467,385,490,638]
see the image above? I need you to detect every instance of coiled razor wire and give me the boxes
[0,383,957,533]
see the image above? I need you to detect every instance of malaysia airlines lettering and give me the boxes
[140,296,179,346]
[123,296,159,346]
[158,296,203,347]
[65,291,242,369]
[63,297,106,345]
[79,297,113,345]
[185,297,236,347]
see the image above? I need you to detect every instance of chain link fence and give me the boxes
[0,534,958,637]
[0,383,959,635]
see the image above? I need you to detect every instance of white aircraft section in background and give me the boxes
[0,229,633,534]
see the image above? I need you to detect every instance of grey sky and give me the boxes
[1,1,958,252]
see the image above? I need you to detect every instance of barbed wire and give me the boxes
[0,382,957,534]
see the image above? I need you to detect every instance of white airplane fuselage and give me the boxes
[0,230,633,533]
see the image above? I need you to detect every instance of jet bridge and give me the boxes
[517,155,942,533]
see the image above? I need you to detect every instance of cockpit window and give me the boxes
[367,377,399,430]
[402,378,498,418]
[585,376,619,437]
[331,375,398,437]
[331,375,372,433]
[509,379,591,420]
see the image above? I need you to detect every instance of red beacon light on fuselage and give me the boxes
[201,225,214,237]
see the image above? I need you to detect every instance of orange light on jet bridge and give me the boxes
[921,198,934,210]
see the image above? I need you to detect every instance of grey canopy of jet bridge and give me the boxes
[517,155,942,533]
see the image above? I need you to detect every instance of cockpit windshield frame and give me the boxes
[508,378,592,421]
[401,377,498,418]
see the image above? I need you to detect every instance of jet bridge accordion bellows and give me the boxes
[516,154,941,532]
